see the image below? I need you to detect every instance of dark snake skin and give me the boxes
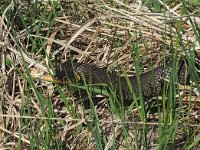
[55,60,188,102]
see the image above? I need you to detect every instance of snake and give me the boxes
[55,60,189,103]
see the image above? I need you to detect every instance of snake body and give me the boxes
[56,60,188,102]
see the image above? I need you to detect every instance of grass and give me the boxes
[0,0,200,149]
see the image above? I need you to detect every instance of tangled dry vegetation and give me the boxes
[0,1,200,149]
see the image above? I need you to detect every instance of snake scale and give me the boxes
[55,60,189,103]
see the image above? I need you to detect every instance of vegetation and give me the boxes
[0,0,199,149]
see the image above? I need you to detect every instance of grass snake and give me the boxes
[55,60,190,103]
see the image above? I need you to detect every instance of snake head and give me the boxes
[55,61,81,83]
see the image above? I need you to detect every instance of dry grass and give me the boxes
[0,0,200,149]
